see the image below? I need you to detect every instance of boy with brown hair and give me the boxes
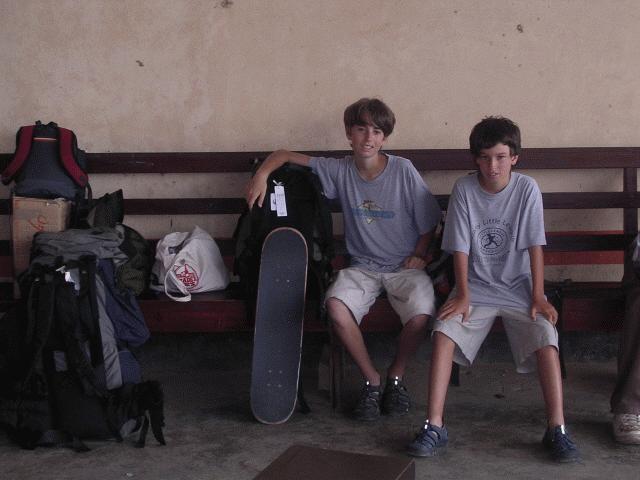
[246,98,442,420]
[406,116,581,462]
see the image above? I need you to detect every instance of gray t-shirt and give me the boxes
[442,172,546,309]
[309,154,441,272]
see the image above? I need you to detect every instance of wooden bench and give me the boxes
[1,148,639,408]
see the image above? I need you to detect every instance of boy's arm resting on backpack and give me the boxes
[437,251,470,322]
[404,230,434,270]
[528,245,558,324]
[245,150,311,208]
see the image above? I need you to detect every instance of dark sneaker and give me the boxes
[406,421,448,457]
[352,382,381,421]
[381,376,410,416]
[542,425,580,463]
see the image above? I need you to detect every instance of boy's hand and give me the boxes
[245,170,269,209]
[403,255,426,270]
[437,295,469,322]
[530,296,558,325]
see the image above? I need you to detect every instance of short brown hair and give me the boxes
[343,98,396,137]
[469,116,521,157]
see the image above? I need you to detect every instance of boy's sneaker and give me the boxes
[613,414,640,444]
[542,425,580,463]
[352,382,381,421]
[406,421,448,457]
[381,376,411,416]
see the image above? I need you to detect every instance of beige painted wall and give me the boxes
[1,0,639,151]
[2,0,638,281]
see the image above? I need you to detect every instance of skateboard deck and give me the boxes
[250,227,308,424]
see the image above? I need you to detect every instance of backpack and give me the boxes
[424,214,454,307]
[233,162,334,319]
[1,121,91,226]
[0,254,164,450]
[85,189,152,295]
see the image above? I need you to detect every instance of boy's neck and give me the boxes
[478,172,512,194]
[354,153,388,181]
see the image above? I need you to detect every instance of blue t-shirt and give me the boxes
[309,154,441,272]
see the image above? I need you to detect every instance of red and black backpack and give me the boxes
[2,121,89,201]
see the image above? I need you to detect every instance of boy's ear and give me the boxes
[345,126,352,141]
[511,155,519,166]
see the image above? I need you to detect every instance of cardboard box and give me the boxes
[254,445,415,480]
[11,196,71,277]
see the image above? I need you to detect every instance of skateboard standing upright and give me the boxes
[250,227,308,424]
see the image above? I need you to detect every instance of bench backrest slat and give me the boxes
[3,147,640,174]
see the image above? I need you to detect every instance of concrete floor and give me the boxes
[2,332,640,480]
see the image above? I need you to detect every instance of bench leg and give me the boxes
[449,362,460,386]
[557,302,567,380]
[329,329,344,410]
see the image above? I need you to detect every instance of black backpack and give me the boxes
[1,121,91,226]
[233,162,334,319]
[0,258,165,451]
[86,189,153,295]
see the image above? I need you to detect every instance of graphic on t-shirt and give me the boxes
[477,227,508,255]
[353,200,395,224]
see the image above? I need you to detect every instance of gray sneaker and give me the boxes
[613,414,640,444]
[406,421,448,457]
[381,376,410,416]
[352,382,381,421]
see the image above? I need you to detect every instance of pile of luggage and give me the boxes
[0,122,165,451]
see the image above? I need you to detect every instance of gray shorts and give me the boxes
[432,305,559,373]
[325,267,437,325]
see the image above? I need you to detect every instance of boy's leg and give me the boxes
[427,331,456,426]
[407,306,497,457]
[387,314,429,379]
[537,350,580,464]
[406,331,455,457]
[324,267,382,383]
[383,269,436,379]
[611,283,640,444]
[501,308,579,462]
[500,308,565,425]
[327,297,380,385]
[427,306,497,423]
[536,345,565,427]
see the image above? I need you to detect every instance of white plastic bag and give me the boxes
[150,226,230,302]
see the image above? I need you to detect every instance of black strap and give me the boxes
[21,271,56,396]
[135,414,150,448]
[297,380,311,414]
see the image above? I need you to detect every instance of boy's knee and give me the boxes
[405,314,429,330]
[432,330,456,348]
[535,344,559,358]
[326,297,354,328]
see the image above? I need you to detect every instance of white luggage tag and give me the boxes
[272,180,288,217]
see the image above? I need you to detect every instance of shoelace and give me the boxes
[553,429,576,452]
[357,384,379,407]
[618,414,640,431]
[388,384,409,404]
[415,426,441,447]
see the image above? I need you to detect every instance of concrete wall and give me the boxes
[2,0,639,281]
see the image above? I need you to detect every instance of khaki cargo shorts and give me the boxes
[325,267,437,325]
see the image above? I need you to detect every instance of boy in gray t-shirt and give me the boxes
[406,117,581,463]
[246,98,441,421]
